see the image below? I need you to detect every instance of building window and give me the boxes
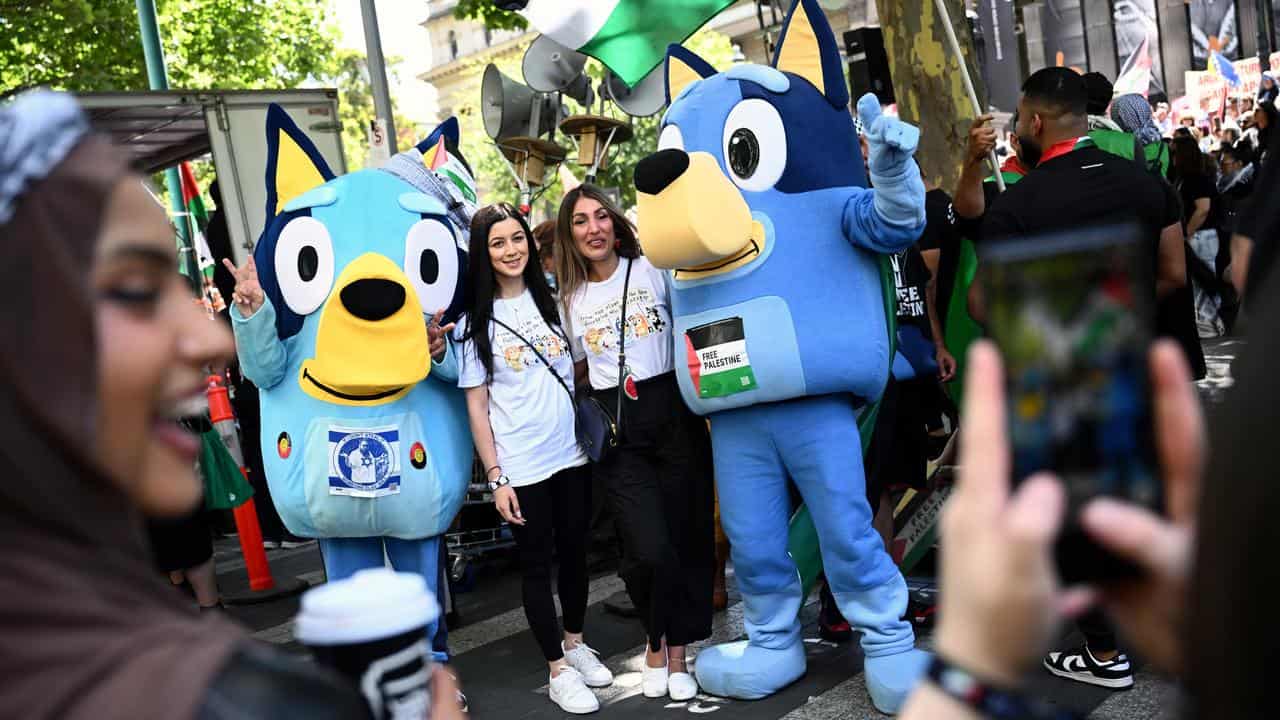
[448,30,458,59]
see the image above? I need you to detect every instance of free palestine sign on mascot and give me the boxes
[634,0,930,712]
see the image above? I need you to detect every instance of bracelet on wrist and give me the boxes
[484,465,501,478]
[927,654,1081,720]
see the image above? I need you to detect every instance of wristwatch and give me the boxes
[487,474,511,492]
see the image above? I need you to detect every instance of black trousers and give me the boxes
[1077,607,1118,654]
[593,372,715,651]
[146,509,213,573]
[509,463,593,662]
[230,370,288,541]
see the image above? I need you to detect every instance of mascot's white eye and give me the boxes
[274,216,335,315]
[404,219,460,315]
[658,124,684,151]
[721,99,787,192]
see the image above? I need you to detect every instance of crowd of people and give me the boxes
[4,54,1280,720]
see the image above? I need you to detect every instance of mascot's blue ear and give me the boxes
[416,116,461,153]
[665,44,717,104]
[263,104,336,222]
[773,0,849,108]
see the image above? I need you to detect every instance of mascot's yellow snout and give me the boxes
[299,252,430,406]
[635,149,765,279]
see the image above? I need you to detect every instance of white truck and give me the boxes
[76,89,348,264]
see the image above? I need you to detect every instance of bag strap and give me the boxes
[490,316,575,402]
[614,259,634,435]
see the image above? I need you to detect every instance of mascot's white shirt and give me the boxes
[565,256,674,390]
[456,290,587,487]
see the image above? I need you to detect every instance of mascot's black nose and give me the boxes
[634,149,690,195]
[341,279,405,321]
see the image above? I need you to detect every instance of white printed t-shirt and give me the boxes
[456,290,586,487]
[564,256,674,390]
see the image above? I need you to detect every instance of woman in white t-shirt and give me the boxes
[455,203,612,715]
[554,185,715,702]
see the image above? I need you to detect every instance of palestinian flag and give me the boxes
[178,162,226,314]
[423,136,477,204]
[520,0,735,87]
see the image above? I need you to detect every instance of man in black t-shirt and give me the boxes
[982,67,1196,693]
[918,187,964,346]
[984,69,1205,380]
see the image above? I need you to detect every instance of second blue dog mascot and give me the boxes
[634,0,928,712]
[231,106,475,661]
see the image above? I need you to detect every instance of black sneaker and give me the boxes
[1043,645,1134,689]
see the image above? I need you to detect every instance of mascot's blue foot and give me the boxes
[695,640,806,700]
[864,648,931,715]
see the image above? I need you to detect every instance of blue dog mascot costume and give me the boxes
[231,107,475,661]
[634,0,929,711]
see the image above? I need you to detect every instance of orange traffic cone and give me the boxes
[207,373,309,604]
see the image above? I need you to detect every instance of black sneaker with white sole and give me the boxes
[1043,646,1134,689]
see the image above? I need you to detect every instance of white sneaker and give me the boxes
[642,661,668,698]
[562,641,614,687]
[668,671,698,701]
[549,667,600,714]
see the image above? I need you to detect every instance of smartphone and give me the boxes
[981,223,1162,584]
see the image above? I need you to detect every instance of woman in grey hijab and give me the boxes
[1111,93,1166,147]
[1111,92,1171,177]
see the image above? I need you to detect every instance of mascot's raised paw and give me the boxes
[856,93,920,176]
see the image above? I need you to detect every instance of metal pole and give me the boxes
[1259,0,1275,71]
[134,0,193,247]
[932,0,1006,192]
[360,0,397,154]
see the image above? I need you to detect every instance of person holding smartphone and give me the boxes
[554,185,714,702]
[455,203,613,715]
[982,67,1191,690]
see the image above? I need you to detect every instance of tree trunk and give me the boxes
[874,0,987,192]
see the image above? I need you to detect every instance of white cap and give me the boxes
[293,568,440,646]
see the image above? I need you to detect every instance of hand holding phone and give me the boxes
[981,223,1162,583]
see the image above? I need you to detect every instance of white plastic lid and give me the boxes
[293,568,440,646]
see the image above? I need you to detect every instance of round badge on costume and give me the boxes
[277,432,292,459]
[410,442,427,470]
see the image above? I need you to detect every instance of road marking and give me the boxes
[777,677,881,719]
[536,575,806,711]
[250,571,627,653]
[1086,670,1180,719]
[253,620,297,645]
[448,573,627,655]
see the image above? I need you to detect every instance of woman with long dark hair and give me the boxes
[455,203,612,714]
[554,185,715,702]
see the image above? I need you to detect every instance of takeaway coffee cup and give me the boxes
[294,568,439,720]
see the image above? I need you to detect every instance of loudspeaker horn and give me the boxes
[604,68,666,118]
[481,63,559,140]
[523,34,587,92]
[523,35,595,108]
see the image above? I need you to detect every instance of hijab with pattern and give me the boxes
[0,90,244,720]
[1110,93,1165,146]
